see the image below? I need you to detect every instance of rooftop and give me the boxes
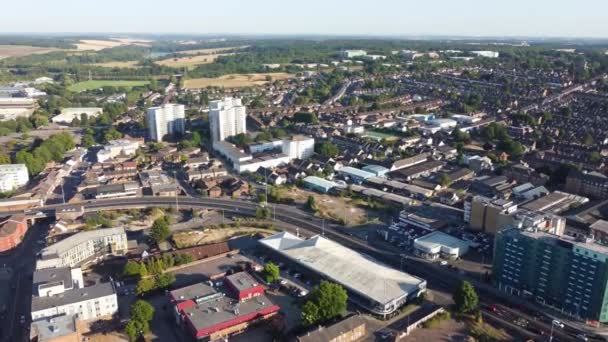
[225,272,260,292]
[33,267,72,289]
[31,314,78,341]
[298,315,366,342]
[413,231,470,251]
[260,232,425,306]
[41,227,125,258]
[31,282,115,312]
[182,293,279,335]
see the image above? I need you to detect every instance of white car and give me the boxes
[440,260,448,266]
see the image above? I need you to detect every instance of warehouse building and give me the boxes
[302,176,337,193]
[259,232,426,316]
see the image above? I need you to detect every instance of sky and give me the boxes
[1,0,607,38]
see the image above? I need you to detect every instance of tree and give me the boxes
[81,134,95,148]
[315,142,339,158]
[301,281,348,325]
[438,173,451,187]
[263,262,280,283]
[293,111,319,124]
[123,260,143,277]
[583,133,594,146]
[150,217,171,244]
[0,154,10,164]
[155,273,176,289]
[136,278,156,296]
[255,207,271,219]
[306,195,318,211]
[124,319,144,342]
[589,151,602,163]
[301,301,320,326]
[130,300,155,323]
[453,280,479,314]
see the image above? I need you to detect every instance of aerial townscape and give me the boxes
[1,3,608,342]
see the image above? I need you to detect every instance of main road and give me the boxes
[2,196,593,340]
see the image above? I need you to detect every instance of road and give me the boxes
[1,196,602,340]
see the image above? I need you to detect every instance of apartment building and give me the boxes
[36,227,128,270]
[31,266,117,321]
[565,170,608,200]
[0,163,29,192]
[209,97,247,142]
[465,196,517,235]
[146,103,186,142]
[494,228,608,322]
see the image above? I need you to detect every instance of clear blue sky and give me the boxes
[2,0,607,38]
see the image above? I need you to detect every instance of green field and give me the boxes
[68,80,149,92]
[363,130,399,141]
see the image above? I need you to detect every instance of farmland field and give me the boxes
[68,80,149,92]
[155,53,234,69]
[91,61,140,68]
[176,45,249,55]
[0,45,59,59]
[184,73,293,88]
[74,38,152,51]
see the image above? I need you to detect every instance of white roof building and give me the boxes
[52,108,103,125]
[260,232,426,316]
[0,163,29,192]
[96,138,142,163]
[413,231,470,259]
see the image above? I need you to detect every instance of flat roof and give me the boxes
[32,282,115,312]
[41,227,125,258]
[225,272,260,292]
[259,232,425,306]
[170,282,216,302]
[33,267,72,288]
[31,314,78,341]
[521,192,568,212]
[183,293,279,334]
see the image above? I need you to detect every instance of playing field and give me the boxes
[155,53,234,69]
[0,45,59,59]
[68,80,149,92]
[184,73,293,88]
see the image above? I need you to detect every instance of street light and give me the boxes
[550,319,564,342]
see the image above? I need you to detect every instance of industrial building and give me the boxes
[146,103,186,142]
[413,231,470,260]
[36,227,128,270]
[338,166,375,183]
[259,232,426,316]
[169,272,279,341]
[302,176,337,193]
[493,228,608,322]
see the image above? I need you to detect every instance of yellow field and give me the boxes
[91,60,140,68]
[75,40,125,51]
[156,53,234,69]
[177,45,249,55]
[184,73,294,88]
[0,45,59,59]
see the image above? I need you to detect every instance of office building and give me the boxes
[209,97,247,142]
[260,232,426,316]
[0,163,29,192]
[494,228,608,322]
[465,196,517,235]
[36,227,128,270]
[146,103,186,142]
